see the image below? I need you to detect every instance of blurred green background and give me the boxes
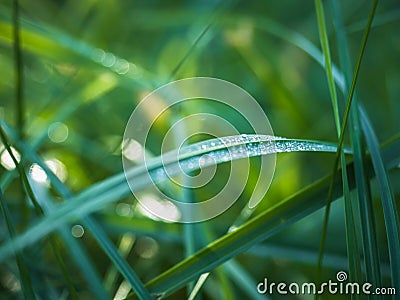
[0,0,399,299]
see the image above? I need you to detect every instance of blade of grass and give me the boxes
[168,0,236,80]
[252,11,399,294]
[2,131,399,298]
[358,105,400,295]
[0,134,350,260]
[330,0,382,294]
[0,132,109,300]
[214,267,234,300]
[0,188,36,300]
[54,224,111,299]
[83,217,153,300]
[169,21,212,80]
[314,0,362,292]
[125,137,400,298]
[0,72,117,195]
[190,218,268,300]
[0,12,153,90]
[188,273,210,300]
[10,128,153,300]
[316,0,378,291]
[104,233,136,293]
[11,0,29,228]
[0,125,79,300]
[24,135,151,299]
[223,260,266,300]
[12,0,23,138]
[347,9,400,33]
[314,0,340,134]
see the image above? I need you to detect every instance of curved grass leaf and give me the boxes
[0,122,152,299]
[0,134,349,261]
[126,136,400,298]
[0,123,110,299]
[0,126,79,299]
[358,105,400,294]
[0,6,154,91]
[314,0,361,291]
[330,0,382,293]
[12,0,23,138]
[0,188,36,300]
[248,9,399,294]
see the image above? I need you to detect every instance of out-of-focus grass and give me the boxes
[0,1,399,299]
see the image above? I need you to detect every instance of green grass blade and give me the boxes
[347,9,400,33]
[224,260,266,300]
[0,125,109,299]
[0,188,36,300]
[316,0,378,289]
[0,135,349,260]
[0,125,79,299]
[359,105,400,295]
[330,0,382,293]
[188,273,210,300]
[0,7,153,89]
[169,21,212,80]
[83,218,153,300]
[314,0,364,291]
[104,233,136,294]
[314,0,340,133]
[2,122,152,300]
[189,217,267,300]
[55,226,110,300]
[125,137,400,298]
[12,0,23,138]
[253,10,398,293]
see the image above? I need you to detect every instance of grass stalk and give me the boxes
[0,125,79,299]
[314,0,362,293]
[330,0,382,294]
[0,188,36,299]
[315,0,379,291]
[12,0,23,138]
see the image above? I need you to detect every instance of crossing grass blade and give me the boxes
[0,134,350,261]
[330,0,382,293]
[0,125,79,299]
[0,2,397,299]
[0,188,36,300]
[83,218,153,300]
[358,105,400,295]
[125,135,400,298]
[314,0,361,291]
[249,1,392,294]
[0,123,153,300]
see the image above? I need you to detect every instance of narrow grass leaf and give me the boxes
[12,0,23,138]
[0,8,153,89]
[224,261,266,300]
[0,188,36,300]
[314,0,362,291]
[83,218,153,300]
[188,273,210,300]
[359,105,400,294]
[330,0,382,292]
[126,137,400,298]
[104,233,136,293]
[314,0,340,133]
[0,125,79,300]
[0,135,350,260]
[2,123,152,300]
[253,10,398,294]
